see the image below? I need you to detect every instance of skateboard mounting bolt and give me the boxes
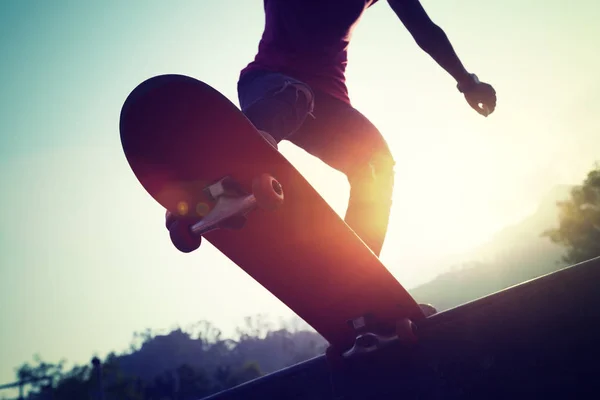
[349,316,367,330]
[195,202,210,217]
[177,201,189,216]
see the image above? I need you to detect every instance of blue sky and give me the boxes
[1,0,598,390]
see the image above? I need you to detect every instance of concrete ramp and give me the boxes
[203,256,600,399]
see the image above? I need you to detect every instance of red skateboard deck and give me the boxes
[119,74,426,354]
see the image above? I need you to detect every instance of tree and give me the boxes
[16,355,65,396]
[11,317,325,399]
[544,164,600,264]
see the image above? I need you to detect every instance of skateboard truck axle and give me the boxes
[168,174,284,253]
[341,316,418,359]
[189,177,257,236]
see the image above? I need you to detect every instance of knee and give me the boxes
[347,148,395,197]
[370,150,396,178]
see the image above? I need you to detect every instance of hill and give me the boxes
[410,185,573,310]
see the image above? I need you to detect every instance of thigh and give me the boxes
[289,90,393,177]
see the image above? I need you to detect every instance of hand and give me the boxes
[464,81,496,117]
[457,74,496,117]
[461,78,496,118]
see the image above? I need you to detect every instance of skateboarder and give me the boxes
[237,0,497,257]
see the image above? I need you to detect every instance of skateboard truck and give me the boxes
[341,315,419,359]
[168,174,284,253]
[341,304,436,358]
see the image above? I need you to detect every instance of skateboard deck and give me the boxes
[119,74,426,354]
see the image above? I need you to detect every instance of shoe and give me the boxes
[258,130,278,149]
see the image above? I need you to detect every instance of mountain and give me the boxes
[410,185,574,311]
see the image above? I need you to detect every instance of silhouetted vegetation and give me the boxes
[10,318,327,400]
[543,164,600,264]
[411,164,600,310]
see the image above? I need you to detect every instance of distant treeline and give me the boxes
[12,318,327,400]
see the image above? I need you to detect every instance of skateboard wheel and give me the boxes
[419,303,437,317]
[396,318,418,344]
[169,219,201,253]
[165,210,177,230]
[252,174,284,211]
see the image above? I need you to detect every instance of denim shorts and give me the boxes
[236,69,392,178]
[237,70,315,143]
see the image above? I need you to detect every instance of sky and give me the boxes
[1,0,599,391]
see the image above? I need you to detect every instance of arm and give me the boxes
[387,0,473,87]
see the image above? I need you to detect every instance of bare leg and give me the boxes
[289,91,395,257]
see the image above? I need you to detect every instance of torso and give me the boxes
[241,0,378,105]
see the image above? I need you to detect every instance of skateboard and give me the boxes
[119,74,427,357]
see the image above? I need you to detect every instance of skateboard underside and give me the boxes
[119,74,425,353]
